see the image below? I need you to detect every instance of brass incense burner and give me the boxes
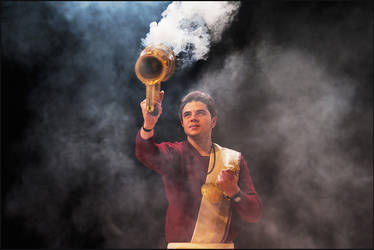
[135,44,176,116]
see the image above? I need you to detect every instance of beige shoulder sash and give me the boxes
[191,143,240,243]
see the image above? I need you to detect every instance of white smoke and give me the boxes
[142,1,241,65]
[188,41,372,248]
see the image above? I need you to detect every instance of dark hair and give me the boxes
[179,91,217,121]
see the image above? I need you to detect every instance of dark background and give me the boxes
[2,1,373,248]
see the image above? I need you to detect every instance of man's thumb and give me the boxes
[160,90,165,103]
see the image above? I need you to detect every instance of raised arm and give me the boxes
[136,90,179,176]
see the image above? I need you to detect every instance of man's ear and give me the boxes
[211,116,217,128]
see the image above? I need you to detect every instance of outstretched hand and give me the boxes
[140,90,165,130]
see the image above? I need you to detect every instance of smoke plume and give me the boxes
[186,2,372,248]
[142,1,241,67]
[3,2,170,248]
[192,42,372,248]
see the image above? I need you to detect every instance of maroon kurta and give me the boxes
[135,130,263,243]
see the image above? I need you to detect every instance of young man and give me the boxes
[135,90,263,249]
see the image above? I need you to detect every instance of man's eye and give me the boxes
[183,113,191,117]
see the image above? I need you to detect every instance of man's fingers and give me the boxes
[140,100,146,109]
[220,170,237,181]
[160,90,165,103]
[157,101,163,115]
[153,91,164,110]
[217,173,222,182]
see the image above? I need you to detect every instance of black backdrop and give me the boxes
[2,1,373,248]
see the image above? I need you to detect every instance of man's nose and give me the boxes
[190,113,198,122]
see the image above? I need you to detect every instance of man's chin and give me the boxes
[187,131,201,138]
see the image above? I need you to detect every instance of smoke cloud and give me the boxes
[3,1,170,248]
[186,2,372,248]
[142,1,241,67]
[191,43,372,248]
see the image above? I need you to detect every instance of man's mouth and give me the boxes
[189,125,200,129]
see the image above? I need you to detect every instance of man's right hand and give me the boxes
[140,90,164,139]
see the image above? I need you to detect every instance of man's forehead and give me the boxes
[182,101,208,112]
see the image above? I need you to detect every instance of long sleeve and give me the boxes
[233,155,263,223]
[135,129,180,176]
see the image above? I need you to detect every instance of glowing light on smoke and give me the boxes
[142,1,241,66]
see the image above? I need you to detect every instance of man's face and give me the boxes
[181,101,217,139]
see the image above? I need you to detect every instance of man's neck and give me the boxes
[187,136,212,156]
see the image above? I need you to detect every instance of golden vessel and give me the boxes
[201,183,222,204]
[135,44,176,115]
[201,163,240,203]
